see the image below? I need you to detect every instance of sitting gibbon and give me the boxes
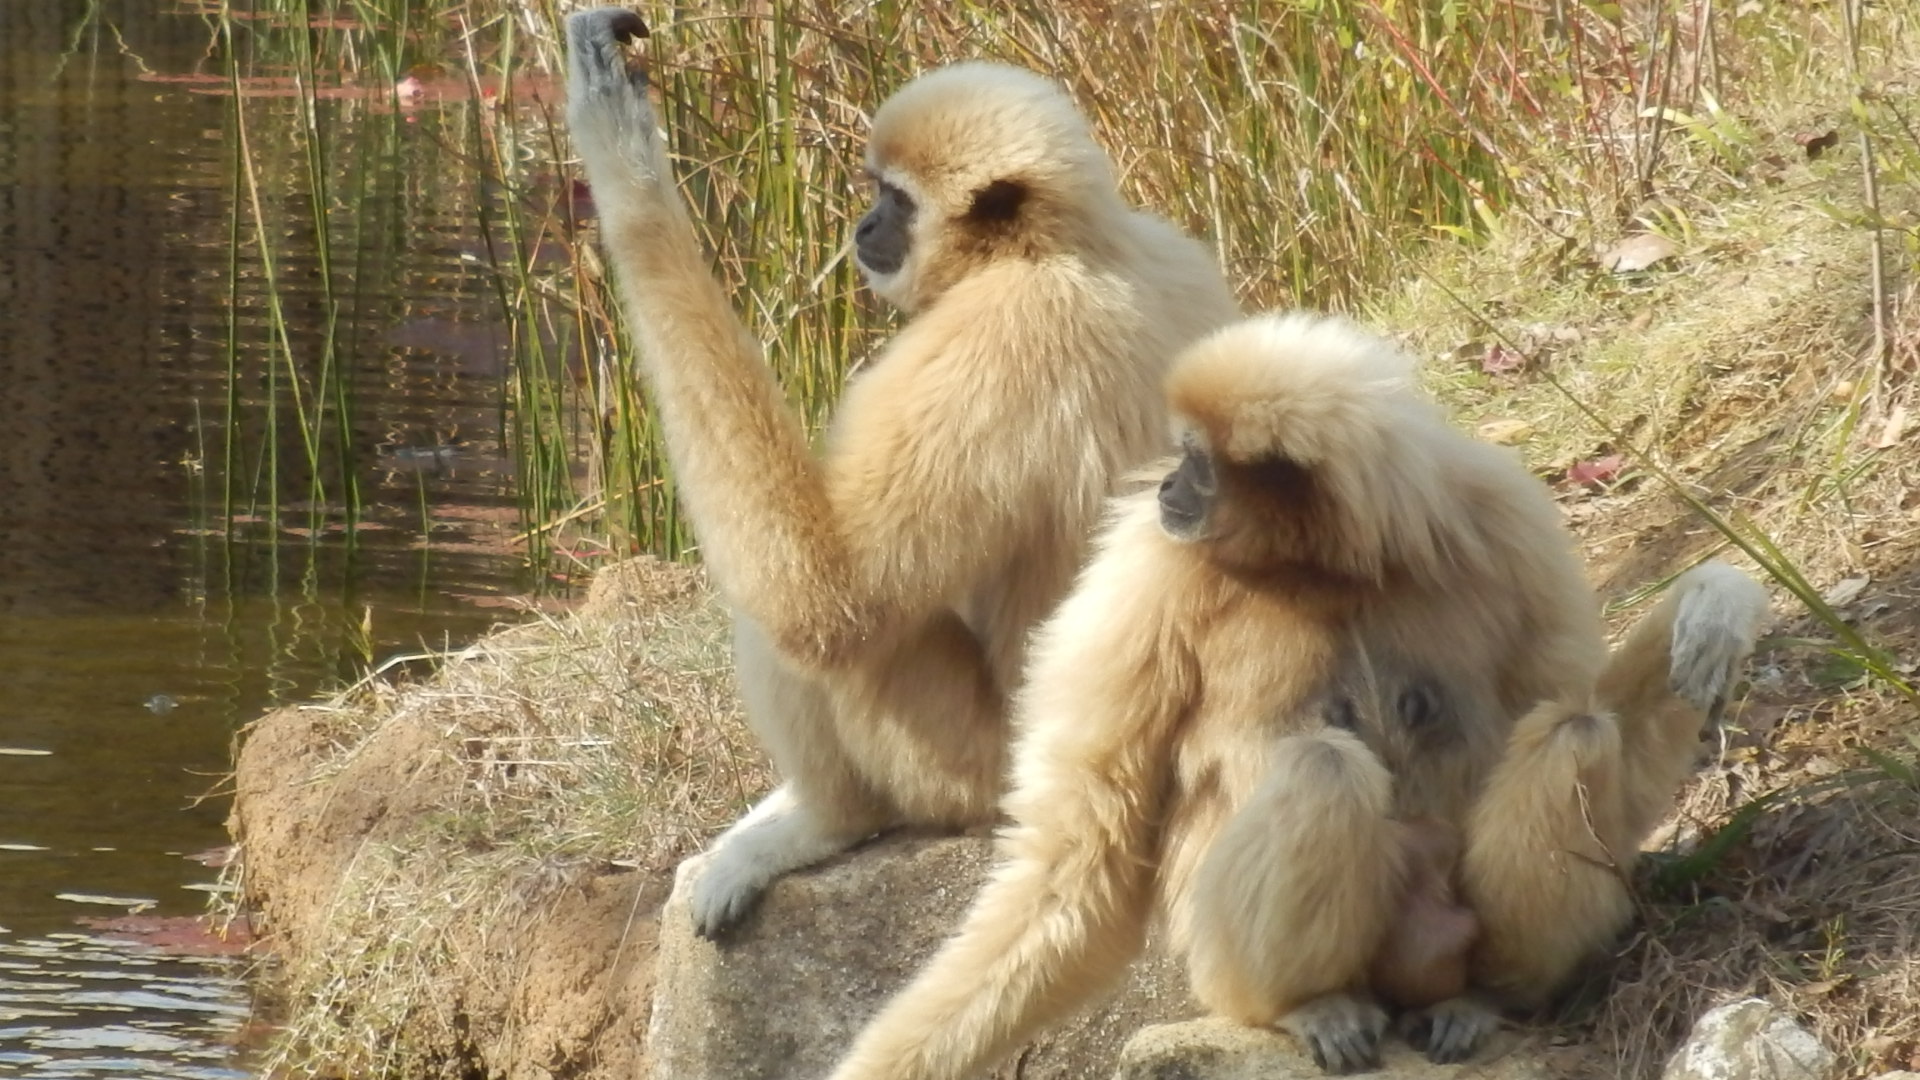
[826,313,1770,1079]
[564,10,1240,936]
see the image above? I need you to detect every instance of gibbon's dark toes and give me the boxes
[1407,999,1497,1065]
[1306,1026,1380,1075]
[691,900,749,941]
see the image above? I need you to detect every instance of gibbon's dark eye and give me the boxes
[856,183,914,276]
[1157,450,1215,539]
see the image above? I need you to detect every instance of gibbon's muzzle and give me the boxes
[1157,451,1214,536]
[855,185,914,276]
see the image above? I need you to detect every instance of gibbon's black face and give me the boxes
[1158,447,1216,541]
[855,180,915,277]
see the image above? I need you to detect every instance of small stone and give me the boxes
[1661,998,1835,1080]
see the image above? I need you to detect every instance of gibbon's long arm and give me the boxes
[567,13,1020,669]
[829,523,1196,1080]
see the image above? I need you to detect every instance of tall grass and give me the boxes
[421,0,1709,558]
[216,0,1883,573]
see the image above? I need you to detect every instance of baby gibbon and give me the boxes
[826,313,1769,1078]
[564,10,1240,937]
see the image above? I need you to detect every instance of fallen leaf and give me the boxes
[1478,419,1536,444]
[1480,344,1526,375]
[1601,233,1679,273]
[1872,403,1907,449]
[1566,454,1626,487]
[1794,128,1840,160]
[1821,575,1869,607]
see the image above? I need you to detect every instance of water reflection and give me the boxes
[0,2,565,1074]
[0,931,249,1080]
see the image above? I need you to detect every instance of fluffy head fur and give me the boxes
[1163,313,1504,584]
[863,62,1125,309]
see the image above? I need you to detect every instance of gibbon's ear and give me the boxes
[966,178,1028,223]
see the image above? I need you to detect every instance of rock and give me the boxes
[1662,999,1835,1080]
[647,833,1193,1080]
[1114,1017,1551,1080]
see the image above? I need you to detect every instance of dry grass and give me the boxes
[237,558,767,1077]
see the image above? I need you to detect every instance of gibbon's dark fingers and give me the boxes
[1278,993,1390,1075]
[565,9,664,187]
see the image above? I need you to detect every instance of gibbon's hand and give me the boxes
[566,8,662,180]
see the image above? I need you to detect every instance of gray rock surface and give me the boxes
[647,833,1194,1080]
[1661,998,1835,1080]
[1114,1017,1551,1080]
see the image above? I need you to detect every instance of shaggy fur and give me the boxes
[564,10,1240,935]
[828,313,1770,1078]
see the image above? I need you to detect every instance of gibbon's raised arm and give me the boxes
[566,12,1029,669]
[829,503,1197,1080]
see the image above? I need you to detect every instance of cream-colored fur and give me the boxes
[1463,561,1770,1008]
[828,313,1770,1078]
[564,10,1241,934]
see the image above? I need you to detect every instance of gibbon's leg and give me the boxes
[1185,730,1405,1075]
[691,613,1007,936]
[687,618,895,938]
[826,562,1184,1080]
[1458,562,1769,1014]
[824,775,1160,1080]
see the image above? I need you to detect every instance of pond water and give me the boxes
[0,2,563,1074]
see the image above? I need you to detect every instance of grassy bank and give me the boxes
[224,0,1920,1076]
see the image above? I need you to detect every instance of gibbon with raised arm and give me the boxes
[826,313,1769,1078]
[563,12,1240,937]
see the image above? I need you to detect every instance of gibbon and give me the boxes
[564,9,1240,937]
[825,313,1770,1079]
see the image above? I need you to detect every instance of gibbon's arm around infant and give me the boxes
[566,11,1111,671]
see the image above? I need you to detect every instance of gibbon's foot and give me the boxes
[1400,995,1500,1065]
[565,8,660,173]
[1667,562,1771,717]
[687,788,875,939]
[1279,994,1388,1075]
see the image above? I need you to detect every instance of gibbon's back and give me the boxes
[832,64,1240,683]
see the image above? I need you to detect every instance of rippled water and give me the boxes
[0,2,563,1074]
